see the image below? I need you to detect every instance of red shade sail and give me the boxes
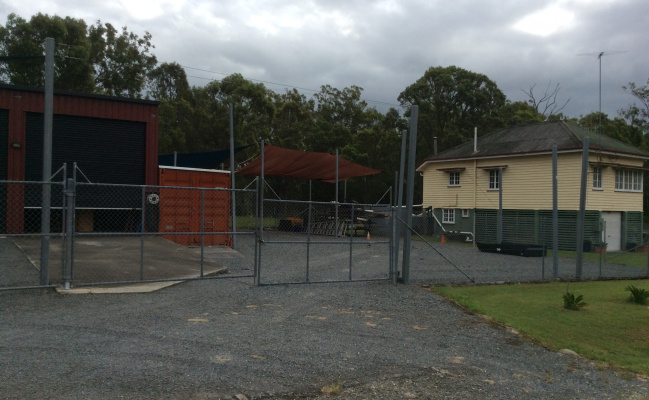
[236,145,382,182]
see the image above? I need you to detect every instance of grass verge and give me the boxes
[549,249,649,269]
[431,280,649,376]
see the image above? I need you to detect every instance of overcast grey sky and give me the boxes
[2,0,648,119]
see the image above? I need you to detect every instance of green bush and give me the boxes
[625,285,649,305]
[563,292,586,310]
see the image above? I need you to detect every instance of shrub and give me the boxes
[625,285,649,305]
[563,292,586,310]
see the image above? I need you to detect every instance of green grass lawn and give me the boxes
[231,215,279,229]
[432,280,649,376]
[549,249,649,270]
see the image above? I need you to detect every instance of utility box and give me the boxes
[158,166,231,246]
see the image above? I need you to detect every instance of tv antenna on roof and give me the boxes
[578,51,628,135]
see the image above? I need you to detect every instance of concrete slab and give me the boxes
[11,235,230,293]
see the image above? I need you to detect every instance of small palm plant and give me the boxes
[625,285,649,305]
[563,292,586,310]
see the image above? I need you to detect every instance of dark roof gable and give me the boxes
[420,121,649,164]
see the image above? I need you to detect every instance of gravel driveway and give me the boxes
[2,275,648,399]
[2,233,648,399]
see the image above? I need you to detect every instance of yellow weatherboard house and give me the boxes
[416,121,649,252]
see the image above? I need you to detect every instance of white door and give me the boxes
[601,212,622,251]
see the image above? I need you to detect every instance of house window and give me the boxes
[488,169,500,190]
[462,209,470,218]
[592,167,602,189]
[615,169,643,192]
[442,209,455,224]
[449,171,460,186]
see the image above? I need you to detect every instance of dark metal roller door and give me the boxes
[25,113,146,208]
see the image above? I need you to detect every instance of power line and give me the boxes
[179,64,404,109]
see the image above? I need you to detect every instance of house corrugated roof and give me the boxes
[418,121,649,168]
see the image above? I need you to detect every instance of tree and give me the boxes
[499,101,545,126]
[620,78,649,135]
[521,81,570,121]
[398,66,506,159]
[578,112,643,148]
[0,13,157,97]
[201,74,275,154]
[88,21,157,97]
[0,13,95,92]
[270,89,315,150]
[147,62,190,101]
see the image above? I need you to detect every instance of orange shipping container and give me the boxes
[158,167,231,246]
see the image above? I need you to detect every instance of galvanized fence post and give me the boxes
[541,217,545,280]
[200,188,205,278]
[348,204,354,281]
[599,220,605,277]
[140,186,146,281]
[254,177,261,286]
[60,164,67,276]
[62,178,75,290]
[306,181,312,283]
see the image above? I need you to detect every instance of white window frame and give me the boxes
[448,171,460,187]
[615,169,643,192]
[592,167,602,190]
[488,169,500,190]
[442,209,455,224]
[462,209,470,218]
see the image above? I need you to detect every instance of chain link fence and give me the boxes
[399,207,649,285]
[0,180,65,289]
[0,178,259,289]
[258,199,393,284]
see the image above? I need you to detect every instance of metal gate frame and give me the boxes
[254,198,394,285]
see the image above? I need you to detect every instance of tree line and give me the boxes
[2,13,649,203]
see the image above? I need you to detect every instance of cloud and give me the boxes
[2,0,647,118]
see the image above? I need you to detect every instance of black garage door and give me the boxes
[25,113,146,209]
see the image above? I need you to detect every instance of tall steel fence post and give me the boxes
[395,130,407,281]
[229,103,237,250]
[552,145,559,279]
[59,164,67,275]
[140,187,146,281]
[402,105,418,284]
[646,234,649,277]
[254,178,260,286]
[62,178,74,290]
[39,37,55,286]
[306,181,312,283]
[349,204,354,281]
[541,217,546,280]
[200,189,205,278]
[575,137,589,279]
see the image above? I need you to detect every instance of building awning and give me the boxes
[477,165,508,170]
[436,167,466,172]
[236,144,382,183]
[589,161,649,171]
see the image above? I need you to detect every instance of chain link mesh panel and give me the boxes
[258,199,392,284]
[0,181,66,289]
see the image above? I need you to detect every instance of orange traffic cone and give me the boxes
[366,231,371,241]
[441,235,445,244]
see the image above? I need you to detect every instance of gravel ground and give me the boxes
[2,280,648,398]
[1,233,648,399]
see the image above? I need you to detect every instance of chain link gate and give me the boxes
[255,199,394,285]
[2,173,397,290]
